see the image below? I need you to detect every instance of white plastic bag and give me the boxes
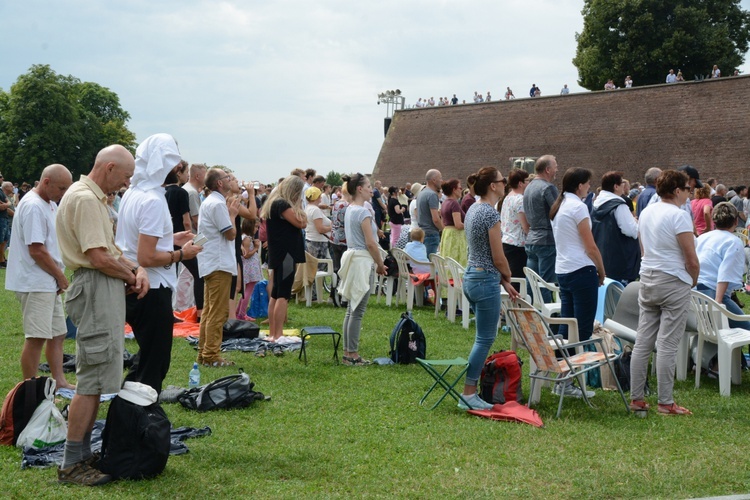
[16,378,67,449]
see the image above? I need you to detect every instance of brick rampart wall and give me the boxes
[372,76,750,189]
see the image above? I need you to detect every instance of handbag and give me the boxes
[15,378,67,449]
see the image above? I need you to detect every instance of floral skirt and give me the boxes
[438,227,467,267]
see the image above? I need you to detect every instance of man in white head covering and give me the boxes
[115,133,202,393]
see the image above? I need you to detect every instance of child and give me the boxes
[404,228,431,274]
[237,218,263,321]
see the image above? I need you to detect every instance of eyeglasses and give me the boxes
[493,179,506,184]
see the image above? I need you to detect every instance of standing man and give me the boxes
[666,69,677,83]
[371,180,387,230]
[636,167,661,217]
[197,167,240,367]
[523,155,559,301]
[6,164,74,391]
[182,162,207,320]
[56,145,148,485]
[730,186,748,227]
[116,134,202,393]
[417,169,444,257]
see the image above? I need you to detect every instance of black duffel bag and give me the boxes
[223,319,260,340]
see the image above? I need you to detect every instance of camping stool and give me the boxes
[299,326,341,365]
[416,357,470,410]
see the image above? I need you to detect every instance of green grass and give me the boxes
[2,278,750,498]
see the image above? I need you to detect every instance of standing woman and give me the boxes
[387,186,405,248]
[500,168,530,285]
[438,178,468,266]
[549,168,605,346]
[630,170,698,415]
[459,167,520,410]
[261,176,306,342]
[338,174,387,366]
[692,185,713,235]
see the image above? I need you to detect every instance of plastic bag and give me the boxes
[16,379,67,449]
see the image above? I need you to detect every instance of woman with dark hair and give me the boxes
[461,174,477,213]
[500,168,530,284]
[438,178,467,266]
[387,185,405,248]
[591,170,640,284]
[458,167,520,410]
[630,169,698,415]
[338,173,387,365]
[549,167,605,399]
[261,175,306,342]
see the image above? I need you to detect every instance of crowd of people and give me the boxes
[5,139,750,484]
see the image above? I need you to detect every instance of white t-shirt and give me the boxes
[551,193,595,274]
[639,201,694,285]
[5,191,63,292]
[696,229,744,291]
[116,187,176,290]
[305,204,330,242]
[197,191,237,277]
[408,199,419,228]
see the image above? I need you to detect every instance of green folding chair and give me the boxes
[416,357,470,410]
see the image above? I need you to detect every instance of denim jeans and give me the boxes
[556,265,598,342]
[525,244,557,303]
[423,232,440,258]
[462,268,502,386]
[695,284,750,330]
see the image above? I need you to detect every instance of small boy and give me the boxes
[404,228,431,274]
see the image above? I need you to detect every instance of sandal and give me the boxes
[342,356,372,366]
[202,358,235,368]
[629,400,650,412]
[271,345,284,357]
[657,403,692,415]
[255,346,267,358]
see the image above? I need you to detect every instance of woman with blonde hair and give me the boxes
[261,175,306,341]
[692,185,713,235]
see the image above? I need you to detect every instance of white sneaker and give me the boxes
[553,383,595,399]
[457,393,494,411]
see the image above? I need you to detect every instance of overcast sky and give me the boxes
[2,0,749,183]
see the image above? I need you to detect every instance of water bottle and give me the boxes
[188,362,201,389]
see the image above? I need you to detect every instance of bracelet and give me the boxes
[168,250,175,263]
[178,249,184,262]
[131,265,140,275]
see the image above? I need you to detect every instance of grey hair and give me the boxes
[644,167,661,186]
[712,202,737,229]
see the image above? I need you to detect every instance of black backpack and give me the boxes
[389,312,426,364]
[99,395,171,480]
[178,369,266,411]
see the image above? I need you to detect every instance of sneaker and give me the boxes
[457,393,494,411]
[553,383,595,399]
[58,461,112,486]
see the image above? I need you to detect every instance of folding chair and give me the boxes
[415,357,470,410]
[299,326,341,365]
[505,305,629,418]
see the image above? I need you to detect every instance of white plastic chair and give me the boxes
[523,267,561,318]
[296,253,337,307]
[445,258,471,329]
[429,254,455,319]
[374,248,397,305]
[689,290,750,396]
[391,248,434,311]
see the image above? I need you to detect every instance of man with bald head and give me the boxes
[56,145,149,486]
[417,168,444,256]
[6,164,74,392]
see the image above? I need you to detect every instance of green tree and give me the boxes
[573,0,750,90]
[325,170,342,187]
[0,64,136,182]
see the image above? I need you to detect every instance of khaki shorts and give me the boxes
[65,268,126,396]
[15,291,67,339]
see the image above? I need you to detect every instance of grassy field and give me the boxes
[1,276,750,499]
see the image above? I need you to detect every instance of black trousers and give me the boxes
[181,256,204,310]
[125,286,174,394]
[502,243,528,293]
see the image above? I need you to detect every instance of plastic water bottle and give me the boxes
[188,362,201,389]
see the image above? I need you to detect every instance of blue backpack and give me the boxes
[249,280,269,319]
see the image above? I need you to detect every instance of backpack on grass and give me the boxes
[99,382,171,480]
[389,312,426,364]
[178,369,266,411]
[479,351,523,404]
[0,377,50,446]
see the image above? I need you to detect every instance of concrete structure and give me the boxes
[373,76,750,188]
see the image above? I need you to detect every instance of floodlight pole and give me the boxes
[377,90,405,137]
